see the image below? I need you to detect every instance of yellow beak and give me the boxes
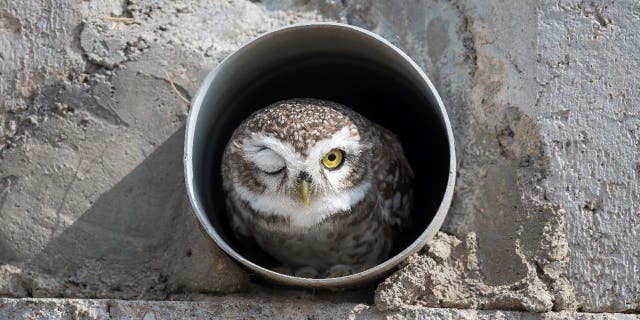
[300,180,310,207]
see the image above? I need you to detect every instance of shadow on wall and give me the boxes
[25,128,246,299]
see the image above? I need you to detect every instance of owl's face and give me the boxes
[222,100,374,228]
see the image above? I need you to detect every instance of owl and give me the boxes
[221,98,413,278]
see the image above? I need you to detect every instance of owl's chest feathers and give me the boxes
[238,190,391,268]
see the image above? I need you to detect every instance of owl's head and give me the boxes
[222,99,375,228]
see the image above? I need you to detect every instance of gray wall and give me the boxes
[0,0,637,313]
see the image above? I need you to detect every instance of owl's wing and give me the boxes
[226,192,251,238]
[373,124,414,230]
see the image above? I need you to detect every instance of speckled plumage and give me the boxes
[221,98,413,277]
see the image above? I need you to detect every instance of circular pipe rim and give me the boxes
[184,22,456,288]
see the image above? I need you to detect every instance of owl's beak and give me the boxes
[300,180,310,207]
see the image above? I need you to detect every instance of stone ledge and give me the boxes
[1,297,638,320]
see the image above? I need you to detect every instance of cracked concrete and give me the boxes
[1,0,639,316]
[1,297,639,320]
[375,232,555,312]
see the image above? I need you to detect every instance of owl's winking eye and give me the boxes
[252,147,285,174]
[322,149,344,169]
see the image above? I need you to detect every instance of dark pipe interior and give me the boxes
[199,54,450,270]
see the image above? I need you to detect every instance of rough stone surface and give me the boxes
[370,0,639,313]
[1,298,639,320]
[375,232,554,312]
[0,0,639,316]
[538,0,640,312]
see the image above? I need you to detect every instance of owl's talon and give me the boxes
[271,266,292,275]
[325,264,354,278]
[294,266,319,278]
[353,263,376,274]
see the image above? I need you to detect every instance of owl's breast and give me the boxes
[235,190,392,270]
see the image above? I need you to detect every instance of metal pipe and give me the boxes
[184,23,456,288]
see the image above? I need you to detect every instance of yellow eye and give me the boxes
[322,149,344,169]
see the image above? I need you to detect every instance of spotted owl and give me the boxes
[221,98,413,278]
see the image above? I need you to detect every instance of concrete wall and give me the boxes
[0,0,638,316]
[2,297,640,320]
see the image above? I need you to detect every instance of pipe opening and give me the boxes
[186,24,454,286]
